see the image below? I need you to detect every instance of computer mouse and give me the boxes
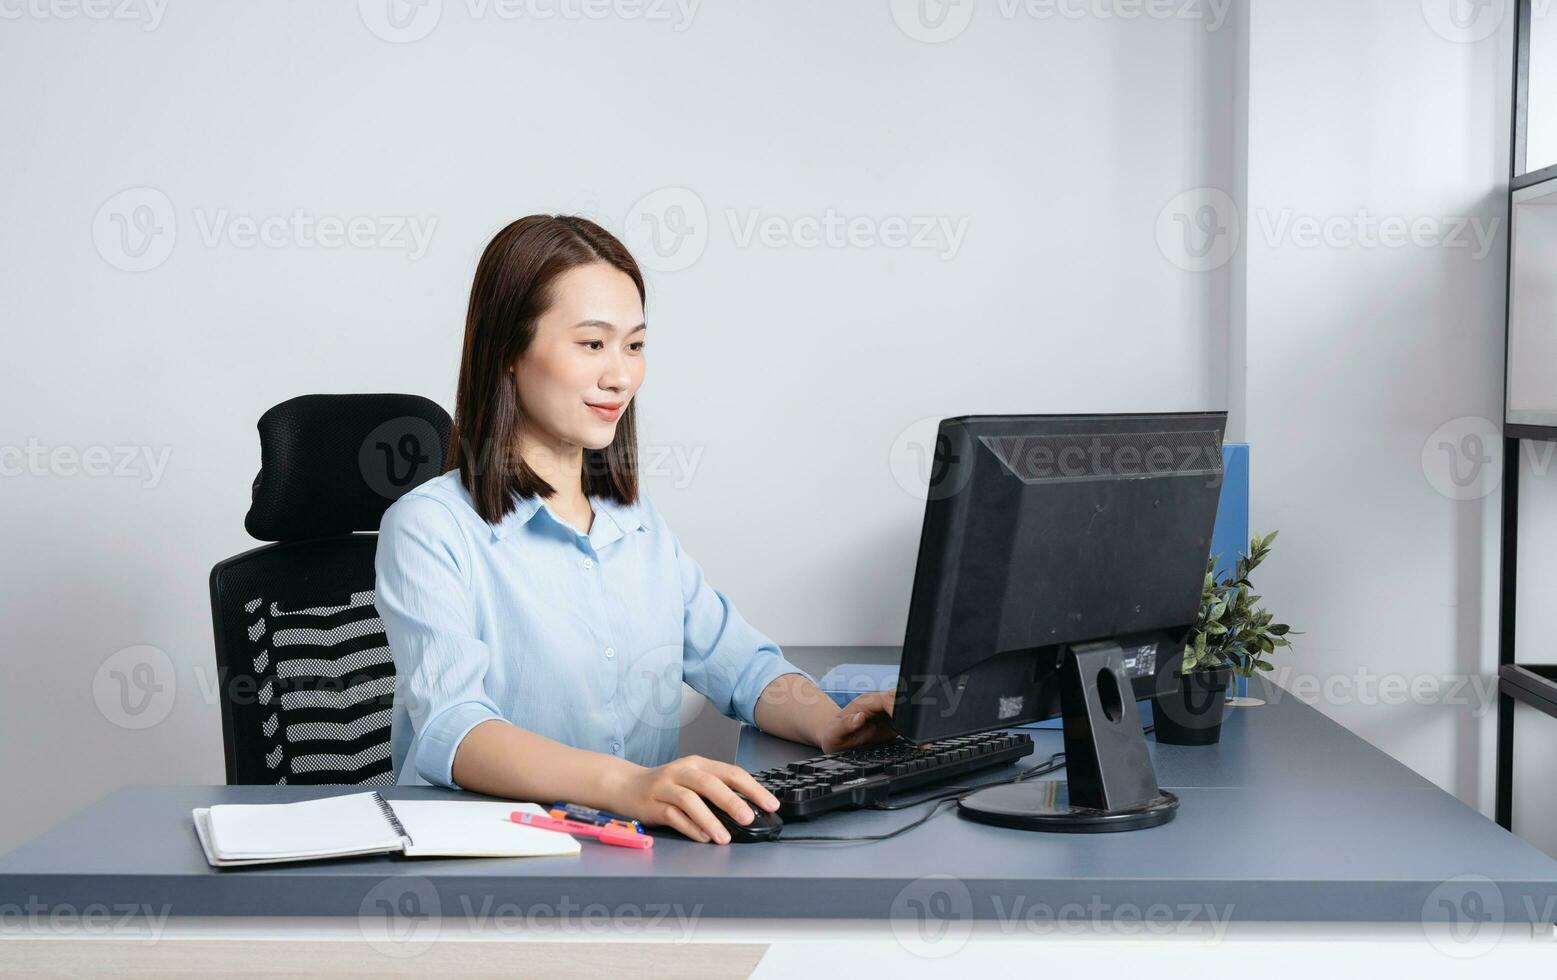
[716,794,783,843]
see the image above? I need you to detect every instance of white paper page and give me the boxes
[391,801,581,858]
[192,808,400,867]
[206,792,404,861]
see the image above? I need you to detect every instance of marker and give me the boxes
[548,802,644,836]
[509,811,653,849]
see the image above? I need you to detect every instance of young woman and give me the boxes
[376,215,896,844]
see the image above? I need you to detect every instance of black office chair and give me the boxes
[209,394,451,785]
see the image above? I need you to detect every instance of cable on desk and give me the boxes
[776,797,962,843]
[774,724,1155,843]
[776,752,1063,842]
[868,751,1066,811]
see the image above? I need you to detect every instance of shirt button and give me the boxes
[612,740,622,753]
[582,557,594,569]
[605,646,615,659]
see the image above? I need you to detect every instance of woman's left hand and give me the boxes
[816,689,897,753]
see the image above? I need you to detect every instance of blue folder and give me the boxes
[818,443,1252,724]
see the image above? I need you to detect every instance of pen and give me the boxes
[509,811,654,849]
[549,802,645,836]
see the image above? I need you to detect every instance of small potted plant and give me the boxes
[1152,532,1296,745]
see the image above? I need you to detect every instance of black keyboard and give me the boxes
[750,730,1035,819]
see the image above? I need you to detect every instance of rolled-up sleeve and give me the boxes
[375,494,503,788]
[671,530,812,727]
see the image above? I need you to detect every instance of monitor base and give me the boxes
[957,782,1179,833]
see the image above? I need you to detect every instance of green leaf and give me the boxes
[1190,530,1296,677]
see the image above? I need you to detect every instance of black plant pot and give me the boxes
[1152,662,1232,746]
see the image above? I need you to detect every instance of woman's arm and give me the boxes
[450,720,780,845]
[448,719,636,810]
[450,675,898,842]
[753,673,897,753]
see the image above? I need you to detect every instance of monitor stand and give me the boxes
[958,641,1178,833]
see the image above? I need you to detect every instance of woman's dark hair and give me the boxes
[448,214,644,525]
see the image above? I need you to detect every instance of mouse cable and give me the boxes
[775,797,962,843]
[775,751,1063,842]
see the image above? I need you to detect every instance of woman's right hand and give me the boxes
[611,755,780,845]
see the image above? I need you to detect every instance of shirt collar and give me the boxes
[490,492,648,542]
[490,493,546,541]
[594,494,649,535]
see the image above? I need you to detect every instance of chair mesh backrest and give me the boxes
[213,393,450,785]
[211,536,397,785]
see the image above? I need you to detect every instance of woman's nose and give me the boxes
[601,353,633,390]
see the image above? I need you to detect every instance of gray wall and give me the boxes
[0,2,1236,851]
[1241,0,1511,816]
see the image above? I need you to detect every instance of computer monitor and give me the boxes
[891,411,1227,831]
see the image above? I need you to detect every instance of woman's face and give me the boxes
[513,261,646,453]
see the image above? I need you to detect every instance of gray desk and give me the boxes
[3,653,1556,925]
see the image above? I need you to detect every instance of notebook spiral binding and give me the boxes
[372,792,414,846]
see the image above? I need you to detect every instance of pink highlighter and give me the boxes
[509,810,654,849]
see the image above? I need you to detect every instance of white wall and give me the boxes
[0,2,1236,851]
[1240,0,1511,813]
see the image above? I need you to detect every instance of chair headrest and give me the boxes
[245,393,453,541]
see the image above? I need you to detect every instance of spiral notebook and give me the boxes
[191,792,581,867]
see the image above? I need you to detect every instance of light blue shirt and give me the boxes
[374,470,811,788]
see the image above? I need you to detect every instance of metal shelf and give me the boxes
[1496,0,1553,832]
[1501,665,1557,721]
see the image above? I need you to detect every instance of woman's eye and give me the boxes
[579,340,644,352]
